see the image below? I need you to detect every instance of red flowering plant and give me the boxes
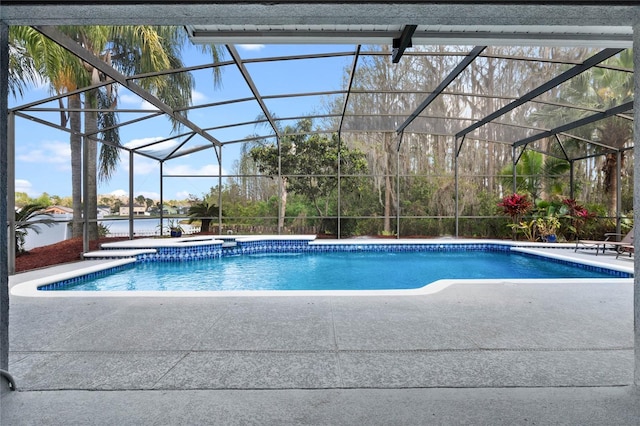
[561,198,595,240]
[497,193,533,240]
[498,193,532,223]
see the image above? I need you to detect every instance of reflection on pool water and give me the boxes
[51,250,625,292]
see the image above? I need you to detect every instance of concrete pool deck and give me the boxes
[2,244,639,424]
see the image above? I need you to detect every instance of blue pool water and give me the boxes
[52,250,622,292]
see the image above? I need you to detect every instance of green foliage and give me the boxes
[530,51,633,216]
[249,119,368,223]
[15,203,55,254]
[354,218,386,236]
[535,215,561,237]
[158,219,184,236]
[15,192,55,208]
[508,219,538,242]
[458,217,512,239]
[7,27,40,98]
[498,150,570,203]
[187,197,221,233]
[320,218,358,238]
[98,222,111,238]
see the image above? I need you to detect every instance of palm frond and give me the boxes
[96,88,121,182]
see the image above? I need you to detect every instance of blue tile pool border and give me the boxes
[515,250,632,278]
[38,263,135,291]
[37,240,632,291]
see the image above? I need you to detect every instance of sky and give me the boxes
[9,41,354,202]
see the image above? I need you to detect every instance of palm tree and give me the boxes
[498,150,570,205]
[531,50,634,216]
[7,28,39,98]
[14,204,55,254]
[9,26,85,235]
[187,198,221,233]
[15,26,224,240]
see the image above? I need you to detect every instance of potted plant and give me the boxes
[536,215,560,243]
[162,219,183,237]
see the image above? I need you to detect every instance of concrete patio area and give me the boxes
[2,247,639,424]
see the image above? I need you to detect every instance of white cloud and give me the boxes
[133,158,158,175]
[239,44,265,51]
[119,93,140,105]
[109,189,127,197]
[140,100,160,111]
[17,141,70,167]
[15,179,36,196]
[192,90,207,104]
[106,189,159,200]
[175,190,192,200]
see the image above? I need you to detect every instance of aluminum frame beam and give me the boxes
[456,48,624,139]
[338,45,361,134]
[227,44,280,138]
[397,46,486,136]
[513,101,634,148]
[9,43,630,159]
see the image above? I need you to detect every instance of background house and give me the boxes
[42,205,73,217]
[119,204,147,216]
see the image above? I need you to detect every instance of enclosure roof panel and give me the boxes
[10,37,634,163]
[5,1,636,162]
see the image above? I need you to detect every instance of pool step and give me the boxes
[82,249,157,260]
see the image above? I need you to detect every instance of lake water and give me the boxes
[22,217,197,249]
[102,218,197,236]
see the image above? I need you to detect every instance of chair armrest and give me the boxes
[604,233,624,241]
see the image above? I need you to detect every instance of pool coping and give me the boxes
[9,238,634,298]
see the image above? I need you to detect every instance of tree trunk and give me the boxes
[383,175,392,233]
[84,89,99,241]
[603,153,618,218]
[382,133,396,234]
[69,94,83,237]
[278,177,287,231]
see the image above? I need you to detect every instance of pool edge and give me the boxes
[9,238,634,298]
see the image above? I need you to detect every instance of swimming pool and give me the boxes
[42,248,629,292]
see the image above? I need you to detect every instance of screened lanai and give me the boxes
[6,24,635,256]
[2,0,640,412]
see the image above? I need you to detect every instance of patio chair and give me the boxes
[575,228,634,256]
[615,243,634,259]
